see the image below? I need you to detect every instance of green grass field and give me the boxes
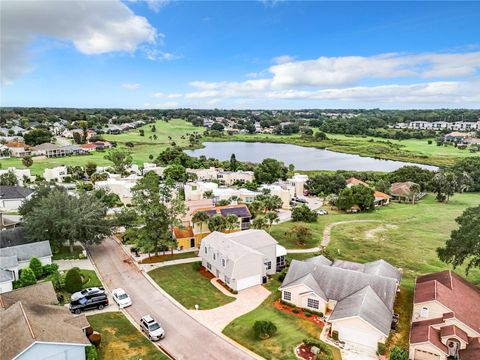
[223,277,341,360]
[87,312,170,360]
[148,262,235,310]
[0,119,202,175]
[209,131,475,167]
[270,192,480,351]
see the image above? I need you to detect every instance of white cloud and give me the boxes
[144,48,182,61]
[122,83,140,90]
[152,92,182,98]
[272,55,295,64]
[157,101,178,108]
[146,0,171,13]
[1,0,157,84]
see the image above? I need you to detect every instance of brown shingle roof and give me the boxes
[346,177,368,186]
[0,282,90,359]
[173,226,194,239]
[440,324,469,343]
[390,181,418,196]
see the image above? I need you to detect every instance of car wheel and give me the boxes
[98,304,104,310]
[74,309,81,315]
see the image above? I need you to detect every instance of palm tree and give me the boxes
[225,214,239,231]
[203,190,213,199]
[192,211,209,227]
[265,211,280,232]
[409,183,421,205]
[252,216,268,230]
[208,215,227,232]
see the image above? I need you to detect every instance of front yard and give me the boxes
[148,262,235,310]
[223,278,341,360]
[87,312,169,360]
[52,245,85,260]
[140,251,198,264]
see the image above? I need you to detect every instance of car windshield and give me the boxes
[81,289,89,295]
[118,293,128,300]
[149,323,160,331]
[72,297,88,305]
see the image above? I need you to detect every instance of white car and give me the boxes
[140,315,165,341]
[112,288,132,308]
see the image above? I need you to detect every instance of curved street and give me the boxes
[88,237,256,360]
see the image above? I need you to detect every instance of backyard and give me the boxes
[87,312,170,360]
[148,262,235,309]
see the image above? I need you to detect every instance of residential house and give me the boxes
[0,168,35,185]
[409,270,480,360]
[0,186,34,211]
[32,143,67,158]
[186,167,220,181]
[374,191,391,207]
[62,144,88,155]
[409,121,433,130]
[0,282,91,359]
[80,143,97,152]
[94,175,139,205]
[142,163,166,177]
[0,240,52,293]
[280,256,401,349]
[444,132,470,143]
[212,187,257,205]
[200,230,287,291]
[217,170,254,185]
[184,181,219,201]
[346,177,369,188]
[188,204,252,246]
[5,141,30,158]
[173,226,196,250]
[390,182,424,202]
[43,166,68,182]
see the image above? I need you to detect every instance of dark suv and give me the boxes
[69,293,109,314]
[71,287,105,302]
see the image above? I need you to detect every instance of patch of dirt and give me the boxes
[364,224,398,240]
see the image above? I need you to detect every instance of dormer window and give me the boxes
[222,259,226,267]
[213,253,216,261]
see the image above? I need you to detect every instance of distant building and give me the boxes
[43,166,68,183]
[0,168,35,185]
[0,186,34,211]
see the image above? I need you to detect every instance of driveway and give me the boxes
[188,281,270,333]
[55,259,95,271]
[340,342,378,360]
[87,237,256,360]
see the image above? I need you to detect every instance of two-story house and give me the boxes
[200,230,287,291]
[409,270,480,360]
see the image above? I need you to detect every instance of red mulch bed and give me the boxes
[198,266,215,280]
[273,299,324,328]
[296,344,316,360]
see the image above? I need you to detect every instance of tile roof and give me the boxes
[374,191,391,199]
[390,182,418,196]
[173,226,194,239]
[0,282,90,360]
[192,204,251,218]
[80,143,97,149]
[0,186,34,200]
[346,177,368,186]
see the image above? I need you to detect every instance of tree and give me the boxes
[19,183,62,216]
[252,216,268,230]
[230,153,238,171]
[211,123,224,131]
[23,128,53,146]
[292,204,317,222]
[254,158,288,184]
[351,185,375,211]
[0,170,18,186]
[450,157,480,191]
[225,214,239,231]
[253,320,277,340]
[409,183,421,205]
[73,131,84,144]
[208,215,227,232]
[314,131,328,141]
[104,148,132,174]
[164,164,187,182]
[389,347,408,360]
[265,211,279,231]
[437,205,480,274]
[64,267,83,293]
[307,174,346,196]
[93,188,121,208]
[388,166,433,191]
[139,129,145,137]
[19,268,37,287]
[22,189,112,253]
[29,257,43,279]
[289,224,313,247]
[336,188,354,211]
[431,171,457,203]
[375,179,391,195]
[22,155,33,168]
[192,211,209,225]
[85,162,97,177]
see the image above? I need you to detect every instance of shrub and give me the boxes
[51,271,64,291]
[85,345,98,360]
[253,320,277,340]
[191,262,201,271]
[88,332,102,347]
[292,308,300,314]
[303,310,312,317]
[19,267,37,287]
[377,342,386,356]
[64,267,83,293]
[43,263,59,275]
[29,257,43,279]
[292,204,318,222]
[303,338,333,360]
[331,330,339,341]
[389,346,409,360]
[232,290,238,295]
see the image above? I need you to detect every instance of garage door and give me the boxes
[236,275,262,291]
[414,349,440,360]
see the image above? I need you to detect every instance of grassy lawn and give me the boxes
[270,192,480,351]
[148,262,235,310]
[140,251,198,264]
[209,131,475,167]
[52,245,84,260]
[79,269,102,288]
[223,277,341,360]
[0,119,202,175]
[87,312,169,360]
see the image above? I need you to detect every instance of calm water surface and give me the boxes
[185,142,438,172]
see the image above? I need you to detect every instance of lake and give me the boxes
[185,142,438,172]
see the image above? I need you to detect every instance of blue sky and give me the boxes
[1,1,479,109]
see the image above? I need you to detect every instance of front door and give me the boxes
[190,238,196,248]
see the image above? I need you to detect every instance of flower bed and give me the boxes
[274,299,324,328]
[295,344,317,360]
[216,279,238,294]
[198,266,215,280]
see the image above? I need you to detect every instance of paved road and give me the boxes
[88,237,255,360]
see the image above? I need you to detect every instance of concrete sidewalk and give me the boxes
[55,259,95,271]
[139,256,201,271]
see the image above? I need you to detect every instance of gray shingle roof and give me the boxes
[1,241,52,262]
[0,186,34,200]
[306,255,333,267]
[33,143,60,151]
[329,286,392,336]
[0,228,28,248]
[332,259,402,283]
[0,255,19,269]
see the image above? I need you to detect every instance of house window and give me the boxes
[204,247,207,254]
[307,298,319,309]
[265,261,272,270]
[206,262,212,270]
[283,291,291,301]
[222,259,226,267]
[213,253,217,261]
[276,256,285,268]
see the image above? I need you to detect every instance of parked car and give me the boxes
[316,209,329,215]
[71,287,105,302]
[112,288,132,308]
[140,315,165,341]
[294,197,308,204]
[69,293,109,314]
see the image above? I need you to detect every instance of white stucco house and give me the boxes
[0,186,35,211]
[43,166,68,182]
[200,230,287,291]
[280,256,401,349]
[0,282,91,359]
